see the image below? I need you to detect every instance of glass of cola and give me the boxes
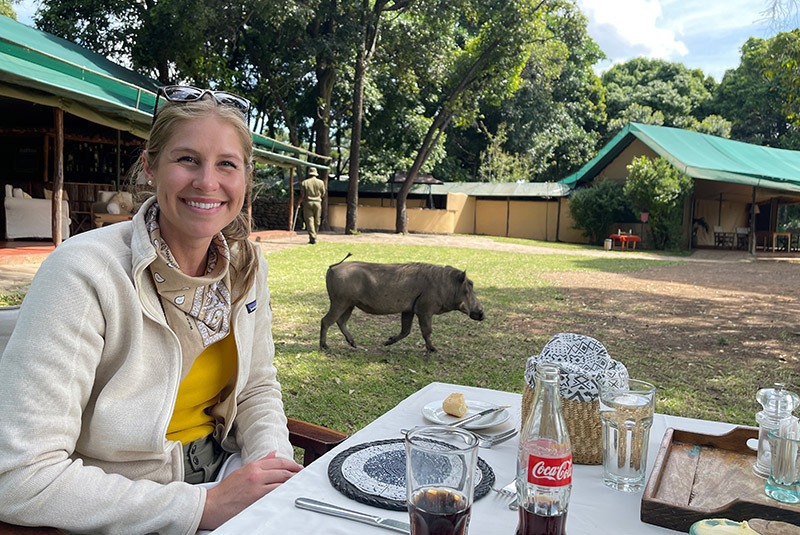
[405,425,479,535]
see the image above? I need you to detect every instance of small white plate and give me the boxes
[422,400,510,430]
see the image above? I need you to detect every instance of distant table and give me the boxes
[772,232,791,252]
[756,231,792,252]
[93,213,132,228]
[609,233,642,250]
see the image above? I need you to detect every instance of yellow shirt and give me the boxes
[166,334,237,444]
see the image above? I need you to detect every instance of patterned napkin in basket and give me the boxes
[524,333,628,402]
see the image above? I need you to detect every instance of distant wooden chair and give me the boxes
[0,306,347,535]
[713,226,735,248]
[735,227,750,250]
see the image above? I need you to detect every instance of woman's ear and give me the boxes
[141,152,154,184]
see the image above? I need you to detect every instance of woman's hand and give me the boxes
[199,451,303,530]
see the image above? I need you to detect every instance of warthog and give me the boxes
[320,254,485,352]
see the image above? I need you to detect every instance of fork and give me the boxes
[491,481,516,499]
[475,428,518,448]
[472,428,517,441]
[400,428,518,448]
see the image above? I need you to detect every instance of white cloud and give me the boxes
[660,0,769,37]
[578,0,688,65]
[578,0,778,80]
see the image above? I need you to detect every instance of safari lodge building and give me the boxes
[327,124,800,254]
[0,15,321,245]
[3,13,800,255]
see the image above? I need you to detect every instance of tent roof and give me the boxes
[327,179,569,197]
[0,15,326,169]
[389,172,443,185]
[561,123,800,194]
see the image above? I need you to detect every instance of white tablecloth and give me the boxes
[213,382,737,534]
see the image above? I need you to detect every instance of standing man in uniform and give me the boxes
[298,167,325,244]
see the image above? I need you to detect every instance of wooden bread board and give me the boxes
[641,426,800,532]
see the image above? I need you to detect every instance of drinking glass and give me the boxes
[599,379,656,492]
[405,425,479,535]
[765,430,800,503]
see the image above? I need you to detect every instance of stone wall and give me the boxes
[251,197,293,231]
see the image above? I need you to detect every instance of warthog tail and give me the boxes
[329,253,353,268]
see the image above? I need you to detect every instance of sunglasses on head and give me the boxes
[152,85,251,125]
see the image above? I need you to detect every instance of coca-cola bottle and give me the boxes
[516,363,572,535]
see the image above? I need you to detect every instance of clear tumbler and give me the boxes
[599,379,656,492]
[405,425,479,535]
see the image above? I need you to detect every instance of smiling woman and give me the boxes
[143,111,249,276]
[0,90,305,534]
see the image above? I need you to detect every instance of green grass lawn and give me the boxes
[265,241,726,436]
[2,238,772,438]
[0,292,24,306]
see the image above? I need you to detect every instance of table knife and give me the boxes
[452,407,504,428]
[295,497,411,534]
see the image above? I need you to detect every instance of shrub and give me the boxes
[624,157,693,250]
[568,179,634,245]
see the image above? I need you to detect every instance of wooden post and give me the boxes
[289,168,295,231]
[750,187,757,255]
[52,108,64,246]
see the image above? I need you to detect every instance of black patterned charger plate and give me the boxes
[327,438,495,511]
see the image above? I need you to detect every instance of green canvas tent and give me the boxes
[561,123,800,193]
[0,15,327,242]
[560,123,800,250]
[0,14,327,168]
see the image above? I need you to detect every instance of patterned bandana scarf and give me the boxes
[145,203,232,371]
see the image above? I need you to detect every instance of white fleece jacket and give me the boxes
[0,198,292,534]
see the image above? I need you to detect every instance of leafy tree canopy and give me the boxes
[2,0,16,18]
[435,1,606,183]
[602,58,720,141]
[711,31,800,149]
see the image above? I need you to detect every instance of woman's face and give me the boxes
[144,115,247,250]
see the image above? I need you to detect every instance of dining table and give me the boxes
[609,233,642,250]
[212,382,739,535]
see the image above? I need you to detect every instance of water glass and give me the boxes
[599,379,656,492]
[405,425,479,535]
[765,430,800,503]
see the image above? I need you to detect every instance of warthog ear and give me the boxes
[458,270,467,283]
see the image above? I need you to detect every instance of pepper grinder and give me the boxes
[753,383,799,478]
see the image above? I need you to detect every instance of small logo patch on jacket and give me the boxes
[246,300,257,314]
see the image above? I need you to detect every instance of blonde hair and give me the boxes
[131,96,259,300]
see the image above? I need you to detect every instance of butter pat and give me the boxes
[690,519,760,535]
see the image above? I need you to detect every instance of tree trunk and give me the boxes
[346,51,367,235]
[346,0,389,234]
[268,76,300,147]
[314,56,336,231]
[395,111,452,233]
[395,37,504,233]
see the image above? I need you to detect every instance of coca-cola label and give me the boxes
[527,454,573,486]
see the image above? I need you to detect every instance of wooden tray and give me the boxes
[641,426,800,532]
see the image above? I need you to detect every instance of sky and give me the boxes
[576,0,787,81]
[10,0,794,82]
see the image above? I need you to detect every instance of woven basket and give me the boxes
[522,382,602,465]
